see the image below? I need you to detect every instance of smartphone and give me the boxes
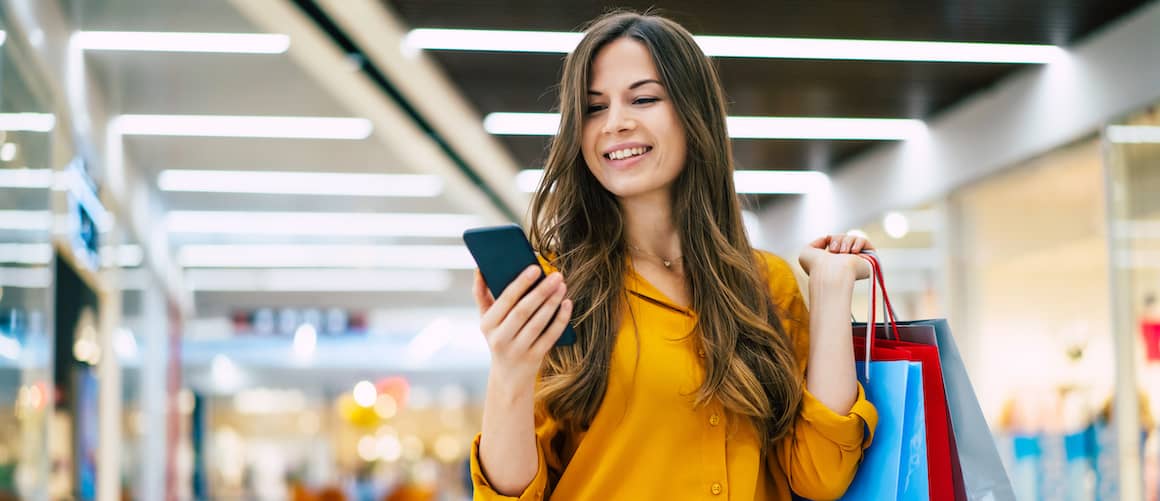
[463,224,577,346]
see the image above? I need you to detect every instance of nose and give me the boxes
[600,102,635,135]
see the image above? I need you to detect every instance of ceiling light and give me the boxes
[485,113,925,140]
[883,212,910,239]
[404,28,1065,64]
[0,169,53,189]
[732,170,831,194]
[157,169,442,197]
[0,31,6,47]
[73,31,290,54]
[517,169,830,194]
[183,268,453,292]
[0,244,53,264]
[1,143,17,162]
[111,115,373,140]
[0,210,52,231]
[727,116,925,140]
[405,29,582,54]
[166,211,480,237]
[1106,125,1160,143]
[516,169,544,192]
[0,113,56,132]
[0,267,52,289]
[177,244,474,269]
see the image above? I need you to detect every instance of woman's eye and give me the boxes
[586,104,607,114]
[633,97,659,105]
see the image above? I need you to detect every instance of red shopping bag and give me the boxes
[854,253,959,499]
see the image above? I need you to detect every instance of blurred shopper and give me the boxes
[469,10,878,501]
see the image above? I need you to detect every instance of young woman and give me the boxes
[470,11,877,501]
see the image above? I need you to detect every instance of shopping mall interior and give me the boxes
[0,1,1158,500]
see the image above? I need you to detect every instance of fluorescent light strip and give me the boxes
[518,169,829,194]
[732,170,831,194]
[100,245,145,268]
[0,113,56,132]
[166,211,481,238]
[1107,125,1160,143]
[157,169,442,197]
[0,267,52,289]
[178,244,474,269]
[112,115,373,140]
[484,113,925,140]
[0,244,53,264]
[0,169,54,189]
[0,210,52,231]
[404,28,1066,64]
[0,243,141,267]
[185,268,452,292]
[74,31,290,54]
[0,31,7,47]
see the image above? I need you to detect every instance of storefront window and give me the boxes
[951,136,1117,499]
[1105,102,1160,500]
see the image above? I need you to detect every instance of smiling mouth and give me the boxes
[603,146,653,160]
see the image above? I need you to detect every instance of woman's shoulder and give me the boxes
[752,249,804,299]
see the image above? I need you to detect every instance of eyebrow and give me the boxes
[587,79,663,96]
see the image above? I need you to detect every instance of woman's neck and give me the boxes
[620,192,681,260]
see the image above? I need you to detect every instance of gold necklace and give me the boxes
[628,244,682,270]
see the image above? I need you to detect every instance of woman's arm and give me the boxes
[472,268,572,496]
[797,234,873,414]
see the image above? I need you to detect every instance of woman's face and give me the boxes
[581,37,687,204]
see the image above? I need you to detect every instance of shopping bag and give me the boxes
[839,360,928,500]
[854,335,955,496]
[857,251,1016,501]
[898,362,929,500]
[838,255,930,500]
[905,318,1016,501]
[852,253,956,497]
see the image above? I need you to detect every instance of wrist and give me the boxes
[486,368,537,404]
[808,264,857,287]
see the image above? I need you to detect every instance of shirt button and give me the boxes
[697,348,706,358]
[709,413,720,426]
[710,482,722,495]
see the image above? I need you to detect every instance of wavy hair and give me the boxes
[528,10,803,449]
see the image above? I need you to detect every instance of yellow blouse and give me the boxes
[470,251,878,500]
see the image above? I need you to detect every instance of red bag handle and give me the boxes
[854,251,902,382]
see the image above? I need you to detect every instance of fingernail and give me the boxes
[524,266,540,278]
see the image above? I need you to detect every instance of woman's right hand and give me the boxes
[473,265,573,387]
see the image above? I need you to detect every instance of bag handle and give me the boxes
[854,251,902,381]
[860,251,901,340]
[857,253,878,380]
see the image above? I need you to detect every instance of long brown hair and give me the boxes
[528,10,803,449]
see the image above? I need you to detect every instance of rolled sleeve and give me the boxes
[799,381,878,450]
[774,379,878,500]
[469,433,549,501]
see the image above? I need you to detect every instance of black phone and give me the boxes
[463,224,577,346]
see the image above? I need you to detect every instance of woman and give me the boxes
[470,11,877,501]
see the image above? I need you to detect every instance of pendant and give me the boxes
[663,260,672,268]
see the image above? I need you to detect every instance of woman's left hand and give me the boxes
[798,234,874,282]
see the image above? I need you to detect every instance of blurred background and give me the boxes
[0,0,1157,500]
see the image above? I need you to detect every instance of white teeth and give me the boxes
[607,147,648,160]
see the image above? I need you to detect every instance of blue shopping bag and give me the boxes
[839,360,929,500]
